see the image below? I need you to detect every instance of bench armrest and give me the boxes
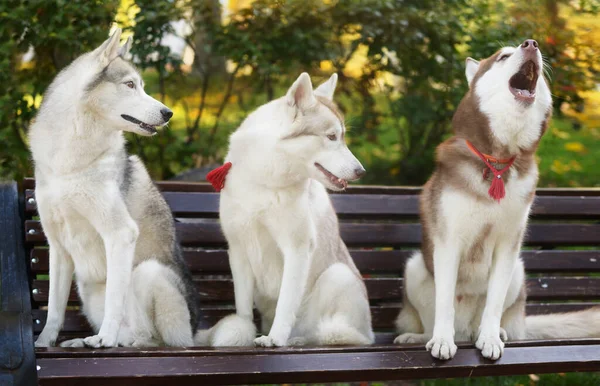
[0,182,38,385]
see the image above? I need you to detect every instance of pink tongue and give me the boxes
[517,89,532,97]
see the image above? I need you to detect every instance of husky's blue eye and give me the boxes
[327,134,337,141]
[125,81,135,89]
[498,54,511,62]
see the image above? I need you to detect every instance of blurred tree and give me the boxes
[1,0,598,185]
[467,0,600,115]
[124,0,194,179]
[326,0,472,184]
[0,0,118,180]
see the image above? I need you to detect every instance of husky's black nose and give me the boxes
[355,167,366,178]
[161,108,173,121]
[521,39,538,51]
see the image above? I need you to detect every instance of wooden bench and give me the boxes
[2,178,600,385]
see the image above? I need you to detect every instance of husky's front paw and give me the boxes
[34,338,55,348]
[394,333,428,344]
[254,335,286,347]
[35,330,57,347]
[59,338,86,348]
[476,331,504,360]
[83,334,118,348]
[426,335,457,360]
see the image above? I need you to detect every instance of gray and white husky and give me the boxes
[394,40,600,361]
[197,73,375,347]
[31,29,200,348]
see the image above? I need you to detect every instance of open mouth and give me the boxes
[315,163,347,190]
[509,60,539,104]
[121,114,158,135]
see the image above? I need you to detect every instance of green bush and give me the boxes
[1,0,597,186]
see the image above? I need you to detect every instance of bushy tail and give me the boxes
[525,307,600,340]
[194,314,256,347]
[316,315,374,346]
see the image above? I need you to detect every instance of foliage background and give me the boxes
[1,0,598,187]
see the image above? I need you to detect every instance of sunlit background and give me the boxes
[1,0,598,188]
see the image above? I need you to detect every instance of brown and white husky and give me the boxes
[394,39,600,360]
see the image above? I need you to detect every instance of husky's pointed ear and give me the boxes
[314,73,338,101]
[465,57,480,86]
[119,36,133,58]
[286,72,316,110]
[97,28,123,65]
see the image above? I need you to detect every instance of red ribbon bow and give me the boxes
[206,162,232,192]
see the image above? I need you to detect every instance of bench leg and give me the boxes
[0,182,38,385]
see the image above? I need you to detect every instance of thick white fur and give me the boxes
[396,44,560,360]
[32,29,195,348]
[195,314,257,346]
[525,308,600,339]
[203,73,374,347]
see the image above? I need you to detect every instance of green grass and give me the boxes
[418,372,600,385]
[537,117,600,187]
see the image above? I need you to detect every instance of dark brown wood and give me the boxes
[31,302,600,336]
[31,276,600,306]
[24,188,600,220]
[29,248,600,275]
[19,177,600,383]
[24,220,600,247]
[32,338,600,359]
[35,344,600,385]
[21,177,600,196]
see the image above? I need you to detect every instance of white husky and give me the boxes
[394,39,600,360]
[197,73,375,347]
[31,29,200,348]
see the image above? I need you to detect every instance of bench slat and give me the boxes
[33,338,600,358]
[34,344,600,385]
[24,220,600,247]
[24,189,600,219]
[29,248,600,274]
[31,302,600,335]
[22,177,600,196]
[31,277,600,304]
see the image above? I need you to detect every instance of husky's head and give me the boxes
[458,39,552,149]
[465,39,552,112]
[80,29,172,136]
[277,73,366,191]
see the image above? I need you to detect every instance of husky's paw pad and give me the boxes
[254,335,284,347]
[394,333,427,345]
[83,334,117,348]
[476,333,504,360]
[426,335,457,360]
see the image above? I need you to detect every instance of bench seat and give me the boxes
[1,178,599,385]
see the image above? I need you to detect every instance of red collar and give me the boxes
[465,140,515,164]
[465,140,516,203]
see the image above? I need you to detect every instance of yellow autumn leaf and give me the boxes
[551,160,568,175]
[569,160,583,171]
[319,60,334,72]
[552,127,570,139]
[564,142,587,153]
[529,373,540,382]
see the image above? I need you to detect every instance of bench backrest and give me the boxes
[22,178,600,340]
